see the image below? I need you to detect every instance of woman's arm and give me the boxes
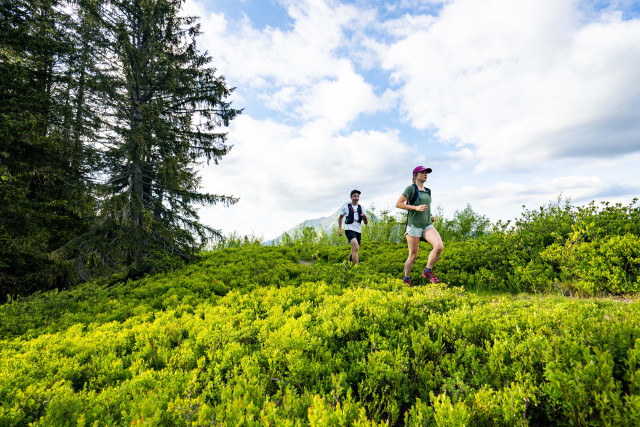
[396,195,411,210]
[396,195,428,211]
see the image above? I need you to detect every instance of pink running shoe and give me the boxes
[422,270,440,283]
[403,276,411,286]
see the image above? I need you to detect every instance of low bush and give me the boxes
[2,198,639,425]
[314,199,640,296]
[2,277,639,425]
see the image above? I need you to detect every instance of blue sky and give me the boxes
[184,0,640,240]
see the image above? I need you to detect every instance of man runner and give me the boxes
[338,189,368,265]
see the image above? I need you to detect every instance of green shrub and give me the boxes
[2,198,640,425]
[541,231,640,296]
[2,274,640,425]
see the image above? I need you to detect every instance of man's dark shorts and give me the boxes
[345,230,361,245]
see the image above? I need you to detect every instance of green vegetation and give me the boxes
[1,0,99,297]
[4,0,637,422]
[1,199,639,425]
[278,198,640,297]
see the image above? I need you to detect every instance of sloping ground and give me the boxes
[1,246,640,425]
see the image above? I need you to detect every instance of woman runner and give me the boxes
[395,166,444,285]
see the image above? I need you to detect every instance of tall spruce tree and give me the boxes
[85,0,240,277]
[0,0,97,297]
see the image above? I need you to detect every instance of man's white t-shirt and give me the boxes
[341,203,366,233]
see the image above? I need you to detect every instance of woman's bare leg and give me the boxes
[404,235,420,277]
[423,227,444,269]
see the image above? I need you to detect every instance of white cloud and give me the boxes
[263,86,297,111]
[184,0,640,238]
[381,13,437,38]
[199,115,417,238]
[378,0,640,169]
[186,0,373,87]
[430,149,640,223]
[184,0,405,237]
[205,115,416,206]
[185,0,389,130]
[298,62,390,133]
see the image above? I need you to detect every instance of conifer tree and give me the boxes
[1,0,238,291]
[0,0,96,296]
[86,0,240,276]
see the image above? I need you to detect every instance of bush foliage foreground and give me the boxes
[2,243,640,426]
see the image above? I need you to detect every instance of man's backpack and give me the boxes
[345,204,363,224]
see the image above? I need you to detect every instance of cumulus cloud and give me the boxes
[299,62,391,133]
[199,115,418,238]
[183,0,639,238]
[433,152,640,223]
[186,0,374,87]
[378,0,640,169]
[183,0,400,237]
[203,115,416,210]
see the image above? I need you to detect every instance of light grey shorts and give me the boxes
[406,224,434,238]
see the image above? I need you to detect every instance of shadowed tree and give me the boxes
[1,0,240,293]
[0,0,98,296]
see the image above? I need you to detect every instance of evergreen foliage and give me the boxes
[77,0,240,279]
[1,0,239,297]
[0,0,97,295]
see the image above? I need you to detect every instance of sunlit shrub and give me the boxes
[2,198,640,425]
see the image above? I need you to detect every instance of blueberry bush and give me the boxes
[1,199,639,425]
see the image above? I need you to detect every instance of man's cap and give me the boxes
[413,166,432,175]
[350,189,361,196]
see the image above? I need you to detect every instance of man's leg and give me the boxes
[404,235,420,277]
[345,231,354,263]
[350,238,360,265]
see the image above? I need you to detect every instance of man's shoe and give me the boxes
[403,276,411,286]
[422,270,440,283]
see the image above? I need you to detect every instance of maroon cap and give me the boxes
[413,166,432,175]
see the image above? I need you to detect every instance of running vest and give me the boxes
[345,204,363,224]
[409,183,431,205]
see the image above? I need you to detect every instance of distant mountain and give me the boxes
[265,208,342,245]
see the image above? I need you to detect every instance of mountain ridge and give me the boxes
[265,208,342,245]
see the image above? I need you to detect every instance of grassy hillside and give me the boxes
[2,200,640,425]
[2,241,640,426]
